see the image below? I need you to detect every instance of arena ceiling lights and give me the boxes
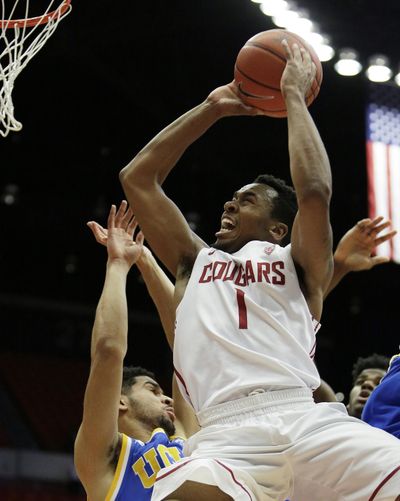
[250,0,399,86]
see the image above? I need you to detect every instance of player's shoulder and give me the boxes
[381,354,400,383]
[389,353,400,370]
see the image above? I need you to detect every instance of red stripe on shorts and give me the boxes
[155,458,194,481]
[369,465,400,500]
[156,458,254,500]
[214,459,254,500]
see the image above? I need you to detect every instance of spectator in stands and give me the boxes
[74,201,198,501]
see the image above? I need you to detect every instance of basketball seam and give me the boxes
[235,64,281,92]
[246,42,287,63]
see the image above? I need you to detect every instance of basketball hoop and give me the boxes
[0,0,72,137]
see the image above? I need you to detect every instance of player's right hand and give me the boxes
[206,82,268,117]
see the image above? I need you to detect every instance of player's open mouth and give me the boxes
[216,217,237,237]
[358,390,371,403]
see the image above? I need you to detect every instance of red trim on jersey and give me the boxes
[311,316,321,333]
[173,367,192,405]
[215,459,254,500]
[369,465,400,500]
[309,340,316,359]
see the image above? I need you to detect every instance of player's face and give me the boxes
[128,376,176,435]
[347,368,386,418]
[214,183,279,252]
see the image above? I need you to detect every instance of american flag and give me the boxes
[366,83,400,263]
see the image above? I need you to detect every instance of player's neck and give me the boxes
[119,417,154,443]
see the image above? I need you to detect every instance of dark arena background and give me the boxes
[1,1,400,498]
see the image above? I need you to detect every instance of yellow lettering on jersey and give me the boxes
[157,445,181,466]
[132,444,182,488]
[132,448,159,489]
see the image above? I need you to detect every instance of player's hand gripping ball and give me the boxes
[234,29,322,117]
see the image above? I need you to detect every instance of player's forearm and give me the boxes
[285,91,332,203]
[136,252,175,349]
[120,100,221,188]
[323,255,349,299]
[90,260,130,359]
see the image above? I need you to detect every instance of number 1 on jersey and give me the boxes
[235,289,248,329]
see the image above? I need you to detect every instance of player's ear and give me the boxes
[119,395,129,412]
[269,222,288,242]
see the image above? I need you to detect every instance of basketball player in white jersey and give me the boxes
[120,41,400,500]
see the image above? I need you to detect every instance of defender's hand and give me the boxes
[334,217,396,272]
[87,201,146,268]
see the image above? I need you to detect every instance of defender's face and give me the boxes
[347,368,386,418]
[128,376,176,433]
[214,183,277,253]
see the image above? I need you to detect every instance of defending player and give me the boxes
[347,353,389,419]
[317,217,395,405]
[74,201,198,501]
[120,42,400,500]
[362,352,400,438]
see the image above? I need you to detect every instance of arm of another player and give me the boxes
[136,248,176,349]
[172,375,200,439]
[313,378,337,403]
[74,203,140,499]
[89,211,176,349]
[281,40,333,320]
[324,217,396,298]
[119,84,261,276]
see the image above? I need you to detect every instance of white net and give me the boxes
[0,0,71,137]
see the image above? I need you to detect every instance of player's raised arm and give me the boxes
[74,203,140,500]
[89,211,177,349]
[172,374,200,439]
[119,84,260,276]
[324,216,396,298]
[281,40,333,320]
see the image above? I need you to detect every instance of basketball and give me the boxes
[234,29,322,118]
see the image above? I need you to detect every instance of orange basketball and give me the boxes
[234,29,322,118]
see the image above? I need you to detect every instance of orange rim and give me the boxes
[0,0,71,28]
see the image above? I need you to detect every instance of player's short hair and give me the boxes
[351,353,390,384]
[254,174,297,246]
[122,366,156,394]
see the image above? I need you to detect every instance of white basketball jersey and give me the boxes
[174,241,321,412]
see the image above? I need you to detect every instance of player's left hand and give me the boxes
[334,216,396,272]
[280,39,315,99]
[87,200,147,268]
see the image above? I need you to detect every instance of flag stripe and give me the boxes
[366,84,400,264]
[389,145,400,261]
[368,141,391,258]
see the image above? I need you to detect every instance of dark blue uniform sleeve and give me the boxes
[361,356,400,439]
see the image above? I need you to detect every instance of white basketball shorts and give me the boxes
[152,388,400,501]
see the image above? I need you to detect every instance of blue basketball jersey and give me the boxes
[361,355,400,439]
[105,428,185,501]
